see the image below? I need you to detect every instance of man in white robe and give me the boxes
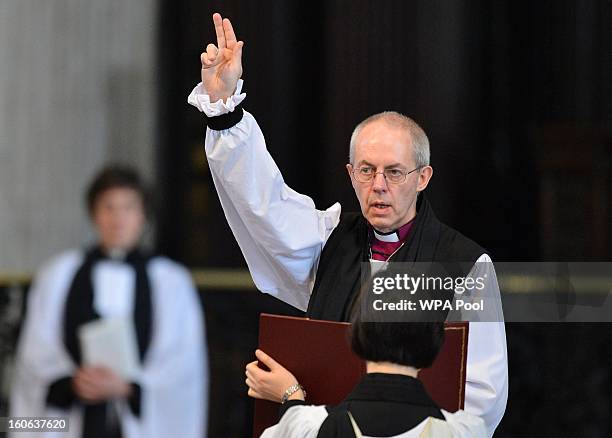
[189,13,507,436]
[9,166,208,438]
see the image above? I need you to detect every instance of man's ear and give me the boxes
[346,164,354,179]
[416,166,433,192]
[346,164,358,190]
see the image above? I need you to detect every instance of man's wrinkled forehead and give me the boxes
[353,121,414,164]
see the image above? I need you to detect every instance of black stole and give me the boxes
[307,195,485,321]
[63,246,152,438]
[317,374,444,437]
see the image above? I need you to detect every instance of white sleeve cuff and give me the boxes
[187,80,246,117]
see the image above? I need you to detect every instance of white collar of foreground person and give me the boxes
[260,395,487,438]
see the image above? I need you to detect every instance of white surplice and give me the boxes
[260,405,487,438]
[9,249,208,438]
[188,82,508,436]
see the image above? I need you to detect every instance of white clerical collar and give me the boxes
[372,228,401,243]
[107,248,128,261]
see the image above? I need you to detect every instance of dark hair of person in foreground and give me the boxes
[349,275,446,369]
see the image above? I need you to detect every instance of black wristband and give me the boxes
[278,399,307,421]
[46,376,76,409]
[127,382,142,417]
[204,104,244,130]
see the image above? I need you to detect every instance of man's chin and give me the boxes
[367,217,395,233]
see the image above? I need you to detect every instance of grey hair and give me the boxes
[349,111,430,167]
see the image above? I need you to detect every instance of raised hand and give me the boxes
[201,13,244,103]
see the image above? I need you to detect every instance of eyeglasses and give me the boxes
[351,165,422,184]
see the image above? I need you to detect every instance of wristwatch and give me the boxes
[281,383,306,404]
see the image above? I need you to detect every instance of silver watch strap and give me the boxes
[281,383,305,404]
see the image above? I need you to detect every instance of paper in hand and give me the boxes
[78,317,140,379]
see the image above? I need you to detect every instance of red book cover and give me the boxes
[253,314,469,437]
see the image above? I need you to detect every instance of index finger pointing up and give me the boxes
[223,18,237,48]
[213,13,226,49]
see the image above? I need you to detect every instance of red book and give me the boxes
[253,314,469,437]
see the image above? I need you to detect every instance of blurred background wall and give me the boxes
[0,0,157,271]
[1,0,609,271]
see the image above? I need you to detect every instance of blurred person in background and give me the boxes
[9,165,208,438]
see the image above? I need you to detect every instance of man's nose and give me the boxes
[371,172,388,192]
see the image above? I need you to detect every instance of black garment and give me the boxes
[279,373,445,438]
[307,195,486,321]
[46,247,152,438]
